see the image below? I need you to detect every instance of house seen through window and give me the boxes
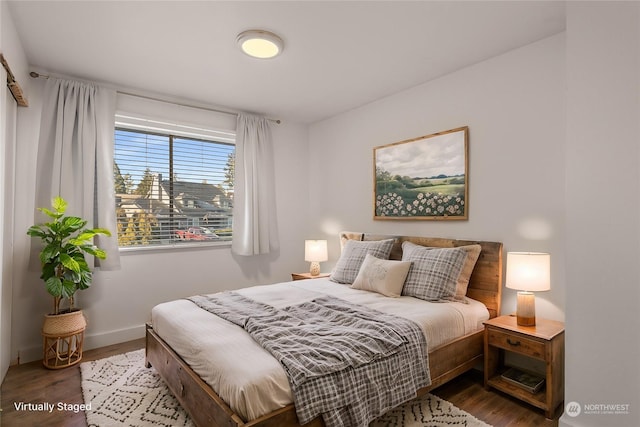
[114,124,235,248]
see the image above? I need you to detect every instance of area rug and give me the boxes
[81,349,491,427]
[370,393,491,427]
[80,350,193,426]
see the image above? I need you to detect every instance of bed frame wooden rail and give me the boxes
[146,235,503,427]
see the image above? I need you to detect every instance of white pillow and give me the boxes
[351,254,411,297]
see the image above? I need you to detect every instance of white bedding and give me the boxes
[151,278,489,422]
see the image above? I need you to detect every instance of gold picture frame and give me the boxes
[374,126,468,220]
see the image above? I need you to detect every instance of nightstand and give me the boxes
[484,315,564,419]
[291,272,330,281]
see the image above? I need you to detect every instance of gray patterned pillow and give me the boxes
[401,241,468,302]
[330,239,395,284]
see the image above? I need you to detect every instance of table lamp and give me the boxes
[505,252,551,326]
[305,240,328,276]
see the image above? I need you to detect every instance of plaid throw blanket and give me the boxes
[188,292,430,427]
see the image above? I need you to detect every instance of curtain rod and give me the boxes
[29,71,281,124]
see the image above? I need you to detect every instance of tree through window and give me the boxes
[114,128,235,247]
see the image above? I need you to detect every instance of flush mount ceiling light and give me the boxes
[237,30,284,59]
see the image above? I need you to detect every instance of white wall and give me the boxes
[1,0,29,383]
[0,0,6,381]
[10,81,311,363]
[561,3,640,427]
[308,33,566,322]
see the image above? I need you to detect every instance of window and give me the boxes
[114,117,235,248]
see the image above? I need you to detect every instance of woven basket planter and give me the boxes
[42,310,87,369]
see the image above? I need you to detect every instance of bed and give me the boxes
[145,233,503,427]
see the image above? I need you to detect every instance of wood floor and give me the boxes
[0,338,145,427]
[1,338,559,427]
[432,369,558,427]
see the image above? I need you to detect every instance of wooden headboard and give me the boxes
[339,232,503,318]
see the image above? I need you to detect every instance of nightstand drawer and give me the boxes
[487,329,545,359]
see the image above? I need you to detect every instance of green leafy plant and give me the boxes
[27,196,111,315]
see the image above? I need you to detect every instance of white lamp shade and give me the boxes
[305,240,328,262]
[505,252,551,292]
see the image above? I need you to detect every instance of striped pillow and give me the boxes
[401,241,468,302]
[330,239,395,284]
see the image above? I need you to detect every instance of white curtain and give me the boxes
[231,113,279,256]
[34,78,120,269]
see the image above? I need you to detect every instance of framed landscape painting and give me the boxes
[374,126,468,220]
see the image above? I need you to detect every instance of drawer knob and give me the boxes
[507,338,521,347]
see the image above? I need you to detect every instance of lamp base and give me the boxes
[516,291,536,326]
[309,261,320,276]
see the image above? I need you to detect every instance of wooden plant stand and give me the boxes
[41,310,87,369]
[42,330,85,369]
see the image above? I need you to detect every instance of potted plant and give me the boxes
[27,196,111,368]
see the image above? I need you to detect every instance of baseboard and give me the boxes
[84,324,146,350]
[16,324,146,364]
